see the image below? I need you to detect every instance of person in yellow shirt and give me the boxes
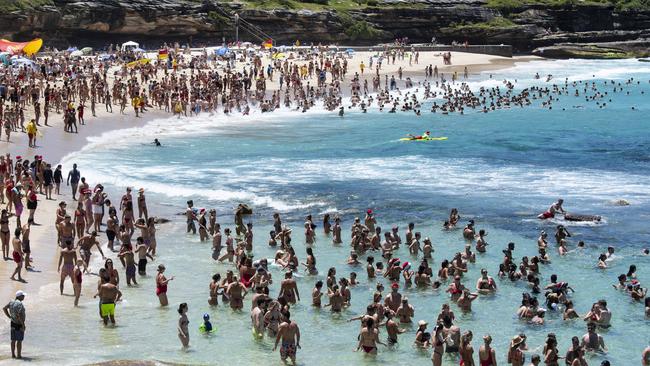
[132,96,140,117]
[25,119,38,148]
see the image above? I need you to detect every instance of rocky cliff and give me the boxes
[1,0,649,57]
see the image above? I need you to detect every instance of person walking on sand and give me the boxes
[10,228,24,282]
[156,264,174,306]
[3,291,26,359]
[25,119,37,148]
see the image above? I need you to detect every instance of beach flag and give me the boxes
[262,39,273,49]
[158,49,169,60]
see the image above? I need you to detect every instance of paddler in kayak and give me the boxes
[538,199,566,219]
[406,131,431,140]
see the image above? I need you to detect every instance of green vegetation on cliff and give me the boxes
[450,17,517,30]
[0,0,53,12]
[486,0,650,11]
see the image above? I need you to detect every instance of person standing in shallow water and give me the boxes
[178,302,189,348]
[156,264,174,306]
[273,310,300,365]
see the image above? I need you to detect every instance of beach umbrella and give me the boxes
[66,46,78,52]
[133,47,145,52]
[215,47,230,56]
[272,52,286,59]
[81,47,93,55]
[346,48,355,54]
[70,50,83,57]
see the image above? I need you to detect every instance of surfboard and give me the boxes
[399,137,448,141]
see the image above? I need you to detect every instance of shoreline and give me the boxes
[0,51,533,362]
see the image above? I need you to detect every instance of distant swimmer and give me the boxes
[338,107,344,117]
[153,139,161,146]
[406,131,431,140]
[538,199,566,219]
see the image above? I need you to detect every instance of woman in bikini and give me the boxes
[459,331,475,366]
[146,217,157,256]
[73,201,86,239]
[322,214,331,235]
[507,335,526,366]
[105,259,119,286]
[208,273,222,306]
[301,247,318,275]
[177,302,189,348]
[544,336,560,366]
[264,300,282,335]
[431,322,445,366]
[122,201,135,236]
[0,209,10,260]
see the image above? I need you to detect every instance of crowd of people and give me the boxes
[2,149,649,365]
[1,43,650,365]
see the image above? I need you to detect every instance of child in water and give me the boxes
[200,313,213,333]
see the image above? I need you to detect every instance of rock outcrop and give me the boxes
[1,0,649,58]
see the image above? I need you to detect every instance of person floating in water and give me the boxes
[153,139,161,146]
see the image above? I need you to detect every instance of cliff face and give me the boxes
[1,0,649,55]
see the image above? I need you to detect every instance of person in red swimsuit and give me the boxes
[478,334,497,366]
[156,264,174,307]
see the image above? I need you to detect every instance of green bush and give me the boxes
[345,20,381,40]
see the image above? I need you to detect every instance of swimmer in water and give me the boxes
[153,139,161,146]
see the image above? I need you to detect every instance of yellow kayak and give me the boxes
[399,137,448,141]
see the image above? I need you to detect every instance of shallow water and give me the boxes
[4,59,650,365]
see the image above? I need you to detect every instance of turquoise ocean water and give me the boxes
[5,59,650,365]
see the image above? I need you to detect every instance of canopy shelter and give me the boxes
[121,41,139,51]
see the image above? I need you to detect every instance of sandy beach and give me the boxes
[0,49,535,362]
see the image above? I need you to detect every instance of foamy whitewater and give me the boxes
[5,59,650,365]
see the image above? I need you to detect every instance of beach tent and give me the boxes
[121,41,139,51]
[66,47,78,52]
[0,52,10,65]
[133,47,145,53]
[81,47,93,55]
[70,50,83,58]
[98,54,111,61]
[215,47,230,56]
[0,38,43,55]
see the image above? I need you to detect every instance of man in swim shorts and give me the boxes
[274,311,301,365]
[98,281,122,326]
[538,198,565,219]
[10,228,23,282]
